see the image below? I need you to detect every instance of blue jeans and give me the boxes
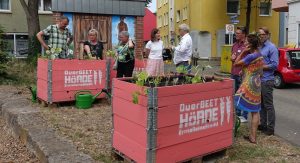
[231,74,248,119]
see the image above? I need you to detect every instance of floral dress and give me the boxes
[234,52,264,112]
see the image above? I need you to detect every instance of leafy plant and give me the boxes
[135,71,149,86]
[176,65,187,74]
[132,91,139,104]
[191,75,202,84]
[185,76,192,84]
[44,47,62,60]
[153,76,162,87]
[106,50,115,58]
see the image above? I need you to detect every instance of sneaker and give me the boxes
[263,129,274,136]
[239,116,248,123]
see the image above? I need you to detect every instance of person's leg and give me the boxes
[231,75,242,117]
[117,62,124,78]
[250,112,259,142]
[259,82,268,130]
[263,80,276,135]
[124,60,135,77]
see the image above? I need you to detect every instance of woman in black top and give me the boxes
[84,29,104,60]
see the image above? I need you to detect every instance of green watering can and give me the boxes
[28,86,37,103]
[75,89,110,109]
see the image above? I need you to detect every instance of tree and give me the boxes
[19,0,40,63]
[145,0,152,7]
[245,0,272,34]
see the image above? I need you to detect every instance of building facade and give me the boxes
[157,0,280,59]
[287,0,300,47]
[0,0,53,57]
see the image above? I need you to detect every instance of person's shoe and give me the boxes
[239,116,248,123]
[263,129,274,136]
[243,135,257,144]
[258,125,266,131]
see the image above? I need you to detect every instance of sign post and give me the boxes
[226,24,234,45]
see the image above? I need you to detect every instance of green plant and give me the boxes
[176,65,187,74]
[132,91,139,104]
[153,76,162,87]
[184,76,192,84]
[135,71,149,86]
[106,50,115,58]
[44,47,62,60]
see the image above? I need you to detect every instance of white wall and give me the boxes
[288,1,300,47]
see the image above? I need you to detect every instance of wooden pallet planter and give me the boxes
[37,58,109,103]
[112,78,234,163]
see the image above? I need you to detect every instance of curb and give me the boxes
[0,93,94,163]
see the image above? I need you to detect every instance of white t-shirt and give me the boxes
[145,40,164,59]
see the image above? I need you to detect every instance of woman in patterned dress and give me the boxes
[234,34,264,144]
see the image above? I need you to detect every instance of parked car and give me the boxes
[274,48,300,88]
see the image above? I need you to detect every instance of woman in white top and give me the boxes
[145,28,164,76]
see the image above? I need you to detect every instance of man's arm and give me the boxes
[174,37,188,53]
[36,31,49,50]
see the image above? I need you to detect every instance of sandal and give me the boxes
[243,135,257,144]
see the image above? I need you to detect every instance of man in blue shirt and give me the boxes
[257,27,279,136]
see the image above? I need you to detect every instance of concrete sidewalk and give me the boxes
[0,92,94,163]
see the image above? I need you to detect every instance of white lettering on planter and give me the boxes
[64,70,102,87]
[178,96,232,136]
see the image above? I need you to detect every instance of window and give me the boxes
[158,16,162,27]
[227,0,239,15]
[176,10,181,22]
[183,7,188,20]
[0,0,10,12]
[39,0,52,12]
[259,2,271,16]
[164,13,168,26]
[2,33,29,57]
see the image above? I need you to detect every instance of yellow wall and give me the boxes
[157,0,280,57]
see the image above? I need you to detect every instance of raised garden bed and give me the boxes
[112,76,234,162]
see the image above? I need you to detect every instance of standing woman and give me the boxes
[84,29,104,60]
[234,34,264,144]
[116,31,135,77]
[145,28,164,76]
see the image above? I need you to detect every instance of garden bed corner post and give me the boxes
[146,87,158,163]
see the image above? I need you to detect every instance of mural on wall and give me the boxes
[63,13,74,57]
[111,16,135,48]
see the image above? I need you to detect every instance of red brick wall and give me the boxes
[135,16,144,59]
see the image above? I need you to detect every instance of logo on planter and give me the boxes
[178,96,232,136]
[64,70,102,87]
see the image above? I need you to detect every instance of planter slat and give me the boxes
[113,131,147,163]
[113,87,148,106]
[113,96,148,127]
[156,87,233,107]
[155,130,232,163]
[156,79,233,97]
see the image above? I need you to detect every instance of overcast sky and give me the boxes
[147,0,157,13]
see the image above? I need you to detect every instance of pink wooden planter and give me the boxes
[37,58,108,103]
[112,78,234,163]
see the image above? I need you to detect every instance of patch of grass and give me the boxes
[93,154,114,163]
[227,144,278,161]
[0,58,36,85]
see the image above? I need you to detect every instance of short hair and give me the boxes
[88,29,98,36]
[179,24,190,32]
[237,26,247,34]
[150,28,159,42]
[246,34,260,50]
[119,31,129,37]
[259,27,270,35]
[60,16,69,23]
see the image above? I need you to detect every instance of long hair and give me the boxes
[150,28,159,42]
[247,34,260,50]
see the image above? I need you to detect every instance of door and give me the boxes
[73,14,112,58]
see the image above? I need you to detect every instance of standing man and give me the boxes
[173,24,193,72]
[37,16,73,59]
[258,27,279,136]
[231,26,248,123]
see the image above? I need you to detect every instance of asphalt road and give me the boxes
[274,83,300,146]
